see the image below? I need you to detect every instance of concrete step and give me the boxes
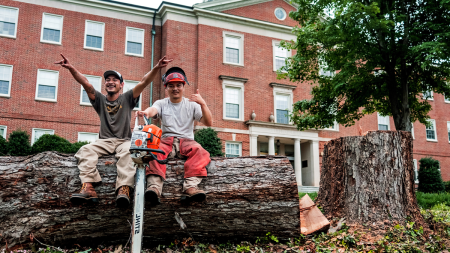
[298,186,319,193]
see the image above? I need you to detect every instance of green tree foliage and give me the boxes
[194,127,224,157]
[418,157,445,193]
[71,141,90,153]
[281,0,450,131]
[7,130,32,156]
[0,136,8,155]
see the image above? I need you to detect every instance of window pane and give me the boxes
[37,85,56,99]
[0,7,17,23]
[226,103,239,118]
[275,57,285,70]
[276,109,289,124]
[448,122,450,142]
[274,46,287,58]
[43,15,62,30]
[276,95,289,110]
[378,124,389,130]
[0,128,4,138]
[225,87,239,104]
[127,41,142,55]
[0,21,15,36]
[43,28,60,42]
[127,28,143,43]
[0,80,9,94]
[423,90,433,99]
[445,94,450,102]
[225,36,239,49]
[0,65,11,80]
[86,22,103,36]
[226,48,239,63]
[226,143,240,157]
[86,35,102,48]
[39,71,57,85]
[79,133,98,143]
[34,130,53,143]
[426,129,435,140]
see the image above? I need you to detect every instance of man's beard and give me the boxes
[107,87,120,96]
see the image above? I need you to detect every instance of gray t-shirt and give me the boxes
[151,97,203,140]
[90,89,139,140]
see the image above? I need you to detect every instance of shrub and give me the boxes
[32,134,76,154]
[7,130,32,156]
[194,127,223,157]
[0,135,8,155]
[71,141,90,153]
[417,157,445,193]
[445,181,450,193]
[416,192,450,209]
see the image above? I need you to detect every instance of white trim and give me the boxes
[273,87,293,124]
[413,159,418,184]
[0,5,19,39]
[0,64,13,98]
[123,80,142,110]
[223,31,244,66]
[445,93,450,103]
[447,121,450,143]
[84,20,105,51]
[411,123,415,139]
[194,0,272,12]
[222,79,245,121]
[274,7,287,21]
[78,132,99,143]
[195,125,250,134]
[322,121,339,131]
[31,128,54,145]
[0,125,7,139]
[377,112,390,130]
[35,69,59,102]
[422,90,434,101]
[125,26,145,57]
[225,141,242,157]
[426,119,437,142]
[40,13,64,45]
[272,40,291,72]
[80,74,101,106]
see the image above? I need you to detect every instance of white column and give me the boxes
[311,140,320,186]
[294,138,302,186]
[268,136,275,155]
[250,134,258,156]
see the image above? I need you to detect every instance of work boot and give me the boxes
[116,186,131,208]
[181,187,206,203]
[70,183,99,205]
[145,186,161,205]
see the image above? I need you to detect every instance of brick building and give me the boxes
[1,0,449,190]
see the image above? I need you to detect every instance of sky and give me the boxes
[118,0,205,9]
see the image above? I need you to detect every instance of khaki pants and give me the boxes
[75,138,135,190]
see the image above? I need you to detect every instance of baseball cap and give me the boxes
[103,70,123,83]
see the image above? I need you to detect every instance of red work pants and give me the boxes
[145,137,210,179]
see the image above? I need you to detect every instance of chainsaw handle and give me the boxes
[134,115,150,129]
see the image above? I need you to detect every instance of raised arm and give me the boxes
[190,89,213,126]
[54,54,96,101]
[132,56,173,99]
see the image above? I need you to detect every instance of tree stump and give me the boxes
[0,152,300,248]
[316,131,424,229]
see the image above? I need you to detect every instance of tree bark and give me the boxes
[0,152,300,248]
[316,131,424,229]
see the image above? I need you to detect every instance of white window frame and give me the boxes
[0,125,7,139]
[123,80,141,110]
[84,20,105,51]
[0,64,13,98]
[80,75,101,106]
[447,121,450,143]
[223,31,244,66]
[272,40,290,72]
[225,141,242,157]
[222,79,245,121]
[0,5,19,39]
[422,90,434,101]
[31,128,54,145]
[273,87,293,124]
[411,123,415,139]
[445,93,450,103]
[413,159,418,184]
[323,121,339,131]
[426,119,437,142]
[35,69,59,102]
[40,13,63,45]
[377,113,390,130]
[78,132,99,143]
[125,27,144,57]
[274,7,287,21]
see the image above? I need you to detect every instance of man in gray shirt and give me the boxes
[54,54,172,208]
[136,67,213,204]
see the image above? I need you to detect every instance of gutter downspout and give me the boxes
[150,11,157,108]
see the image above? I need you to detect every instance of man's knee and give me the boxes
[75,144,97,160]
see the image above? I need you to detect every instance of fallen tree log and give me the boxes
[0,152,300,248]
[316,131,425,230]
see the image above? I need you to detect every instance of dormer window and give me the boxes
[274,8,286,20]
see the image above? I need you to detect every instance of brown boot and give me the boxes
[145,186,161,205]
[116,186,131,208]
[70,183,99,205]
[182,187,206,203]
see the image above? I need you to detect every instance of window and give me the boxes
[411,123,415,139]
[377,113,390,130]
[123,80,141,110]
[78,132,98,143]
[80,75,101,105]
[222,79,245,121]
[223,32,244,66]
[273,41,289,71]
[84,20,104,50]
[0,64,13,97]
[225,142,241,157]
[426,119,437,141]
[413,159,418,184]
[274,7,287,20]
[447,122,450,143]
[319,58,334,77]
[0,125,6,138]
[422,90,433,100]
[275,94,290,124]
[323,121,339,131]
[35,69,59,102]
[0,5,19,38]
[445,94,450,103]
[41,13,63,44]
[32,128,54,145]
[126,27,144,56]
